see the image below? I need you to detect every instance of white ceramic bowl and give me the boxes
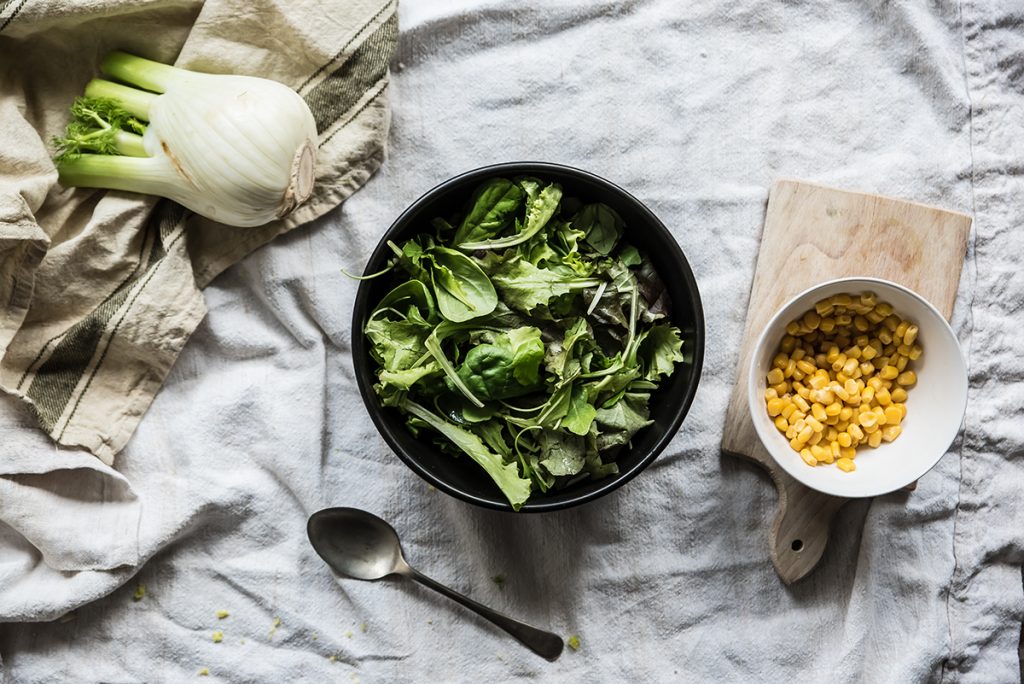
[747,277,968,498]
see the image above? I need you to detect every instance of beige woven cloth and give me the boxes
[0,0,397,464]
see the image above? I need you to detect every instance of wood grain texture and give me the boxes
[722,179,971,584]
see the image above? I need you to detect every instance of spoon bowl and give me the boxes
[307,507,405,580]
[307,507,564,660]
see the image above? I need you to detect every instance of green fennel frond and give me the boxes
[52,96,146,162]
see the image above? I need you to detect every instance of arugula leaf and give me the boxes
[453,178,524,245]
[595,395,653,451]
[488,256,602,313]
[428,247,498,322]
[638,324,685,380]
[402,399,532,510]
[562,384,597,436]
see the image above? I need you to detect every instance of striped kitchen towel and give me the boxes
[0,0,397,464]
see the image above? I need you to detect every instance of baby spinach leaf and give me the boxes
[453,178,524,245]
[428,247,498,322]
[538,429,586,476]
[453,327,545,402]
[458,182,562,251]
[574,203,624,255]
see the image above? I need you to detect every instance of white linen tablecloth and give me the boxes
[1,0,1022,681]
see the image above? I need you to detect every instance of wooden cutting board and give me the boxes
[721,180,971,584]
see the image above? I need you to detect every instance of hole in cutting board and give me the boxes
[791,539,804,552]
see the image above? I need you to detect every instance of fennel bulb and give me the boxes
[54,51,318,228]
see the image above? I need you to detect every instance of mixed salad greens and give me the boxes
[364,176,686,509]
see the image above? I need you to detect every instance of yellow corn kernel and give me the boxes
[789,437,803,452]
[852,315,869,332]
[836,457,856,472]
[879,365,898,380]
[813,389,835,405]
[832,293,853,307]
[780,335,797,353]
[831,353,847,372]
[897,370,917,386]
[791,348,806,361]
[883,405,902,425]
[873,405,887,425]
[837,432,852,448]
[766,398,784,416]
[786,321,802,336]
[896,355,908,372]
[825,414,839,426]
[848,424,864,441]
[807,374,828,391]
[796,359,816,375]
[806,416,824,433]
[800,448,818,466]
[878,328,893,345]
[839,446,856,460]
[810,444,827,461]
[794,395,810,412]
[781,403,797,420]
[861,344,878,361]
[858,361,873,377]
[868,430,883,447]
[832,383,850,402]
[772,417,787,433]
[772,381,790,395]
[765,388,779,401]
[825,401,842,417]
[873,301,892,317]
[795,382,810,399]
[772,353,787,370]
[830,441,841,458]
[826,345,841,363]
[896,343,911,357]
[858,291,876,307]
[767,368,784,385]
[803,312,821,330]
[790,410,806,423]
[819,317,836,333]
[835,314,852,326]
[883,314,899,332]
[863,421,879,434]
[824,426,838,441]
[835,371,850,385]
[811,403,827,422]
[854,334,869,347]
[798,425,814,443]
[881,424,902,442]
[891,387,908,403]
[861,386,875,404]
[839,407,854,422]
[808,429,824,446]
[815,299,834,316]
[908,344,922,361]
[815,353,828,368]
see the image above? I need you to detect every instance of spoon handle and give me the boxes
[405,567,564,661]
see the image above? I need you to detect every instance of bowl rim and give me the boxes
[746,275,968,498]
[351,161,706,512]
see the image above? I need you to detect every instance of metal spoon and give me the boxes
[307,507,564,661]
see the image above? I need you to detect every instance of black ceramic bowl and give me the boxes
[352,162,704,512]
